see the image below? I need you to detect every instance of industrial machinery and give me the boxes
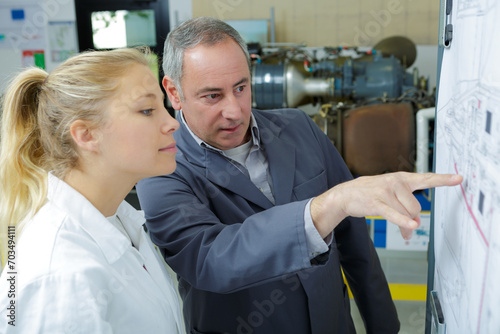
[249,36,435,176]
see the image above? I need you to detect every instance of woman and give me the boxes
[0,48,184,333]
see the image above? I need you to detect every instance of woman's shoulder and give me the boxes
[16,202,109,285]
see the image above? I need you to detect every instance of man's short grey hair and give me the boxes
[163,16,251,101]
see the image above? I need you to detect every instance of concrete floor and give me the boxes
[351,249,429,334]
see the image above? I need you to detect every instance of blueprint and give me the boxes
[433,0,500,333]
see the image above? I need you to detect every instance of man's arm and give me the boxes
[300,110,459,332]
[136,169,315,294]
[311,172,463,239]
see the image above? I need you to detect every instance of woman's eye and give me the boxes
[140,108,154,116]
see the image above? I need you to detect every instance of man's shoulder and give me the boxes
[253,108,307,119]
[253,108,310,130]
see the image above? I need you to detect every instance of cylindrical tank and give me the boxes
[251,54,413,109]
[252,62,334,109]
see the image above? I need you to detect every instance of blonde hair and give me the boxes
[0,47,154,266]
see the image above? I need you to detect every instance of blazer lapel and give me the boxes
[205,151,274,209]
[262,133,296,205]
[175,111,295,209]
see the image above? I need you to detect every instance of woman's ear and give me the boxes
[70,120,100,153]
[163,76,182,110]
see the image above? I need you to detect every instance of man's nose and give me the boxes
[221,94,242,120]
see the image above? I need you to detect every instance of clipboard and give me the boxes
[430,290,446,334]
[438,0,453,48]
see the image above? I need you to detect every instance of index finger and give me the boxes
[407,173,463,192]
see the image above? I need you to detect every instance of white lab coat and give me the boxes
[0,173,184,333]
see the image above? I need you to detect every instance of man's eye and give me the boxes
[235,86,245,93]
[140,108,154,116]
[205,94,219,100]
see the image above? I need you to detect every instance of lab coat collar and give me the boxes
[47,172,145,264]
[46,173,183,333]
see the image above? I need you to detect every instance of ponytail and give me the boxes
[0,68,48,266]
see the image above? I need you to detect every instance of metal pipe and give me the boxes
[416,107,435,173]
[270,7,276,44]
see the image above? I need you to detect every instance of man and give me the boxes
[136,17,462,333]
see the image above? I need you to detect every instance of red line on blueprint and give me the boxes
[476,249,489,334]
[452,163,489,333]
[454,163,489,247]
[477,185,493,334]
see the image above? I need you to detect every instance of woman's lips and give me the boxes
[159,143,177,153]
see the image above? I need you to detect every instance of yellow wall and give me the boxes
[192,0,440,47]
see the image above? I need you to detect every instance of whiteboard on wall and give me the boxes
[0,0,77,94]
[432,0,500,333]
[0,3,45,93]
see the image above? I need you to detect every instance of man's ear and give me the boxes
[70,120,100,153]
[163,76,182,110]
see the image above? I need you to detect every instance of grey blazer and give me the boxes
[136,108,399,334]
